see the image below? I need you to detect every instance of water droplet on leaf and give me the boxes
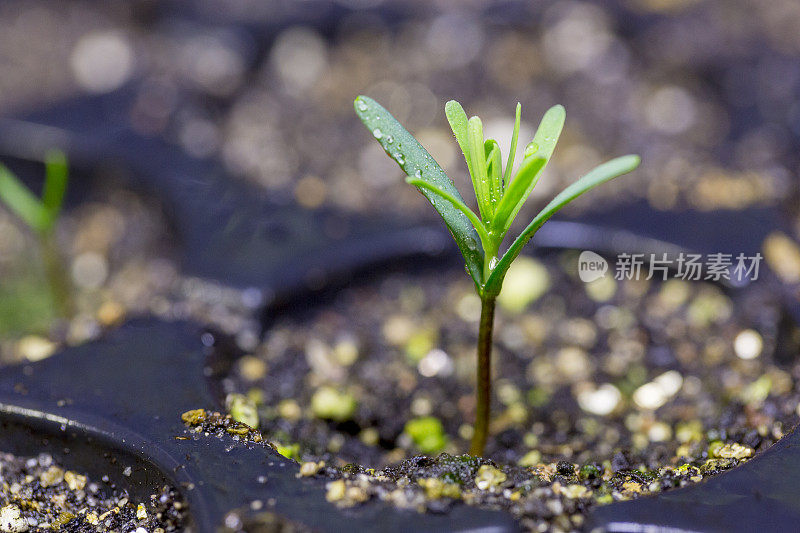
[524,143,539,156]
[372,128,383,139]
[357,101,368,112]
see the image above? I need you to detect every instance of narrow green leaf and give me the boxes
[467,116,491,221]
[484,155,641,296]
[491,156,546,235]
[42,149,68,229]
[526,104,566,163]
[355,96,485,285]
[501,104,566,234]
[445,100,474,180]
[484,139,502,207]
[0,163,50,234]
[503,103,522,186]
[405,178,492,252]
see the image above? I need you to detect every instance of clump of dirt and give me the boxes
[179,408,271,447]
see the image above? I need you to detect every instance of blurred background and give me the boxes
[1,0,799,356]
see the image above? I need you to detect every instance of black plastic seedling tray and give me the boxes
[0,317,521,532]
[1,84,800,532]
[1,230,799,533]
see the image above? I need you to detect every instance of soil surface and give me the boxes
[1,1,796,219]
[214,251,799,531]
[0,451,186,532]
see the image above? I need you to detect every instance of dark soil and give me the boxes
[212,250,799,531]
[0,451,187,532]
[2,1,797,219]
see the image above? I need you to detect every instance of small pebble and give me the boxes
[298,461,324,477]
[518,450,542,467]
[326,479,346,503]
[561,484,590,499]
[39,466,64,487]
[712,443,754,460]
[576,383,621,415]
[734,330,763,360]
[97,301,126,326]
[16,335,56,362]
[64,471,87,491]
[0,505,28,532]
[238,356,267,381]
[474,465,507,490]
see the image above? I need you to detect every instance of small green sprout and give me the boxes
[275,442,302,461]
[311,386,358,422]
[0,151,68,235]
[0,151,73,317]
[227,392,260,429]
[355,96,640,456]
[404,416,448,454]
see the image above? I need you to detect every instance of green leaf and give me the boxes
[355,96,485,285]
[467,116,491,220]
[42,149,68,229]
[526,104,566,163]
[445,100,474,180]
[484,139,502,207]
[0,163,50,234]
[500,104,565,234]
[405,178,492,252]
[503,103,522,186]
[491,156,546,235]
[484,155,641,296]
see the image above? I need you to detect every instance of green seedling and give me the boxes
[355,96,639,456]
[227,392,260,429]
[311,386,358,422]
[404,416,448,455]
[0,151,73,318]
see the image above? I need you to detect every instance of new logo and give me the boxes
[578,251,608,282]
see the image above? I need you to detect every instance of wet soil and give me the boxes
[214,250,799,531]
[0,451,187,532]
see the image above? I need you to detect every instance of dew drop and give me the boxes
[394,153,405,165]
[372,128,383,139]
[385,135,394,144]
[525,142,539,156]
[357,100,368,112]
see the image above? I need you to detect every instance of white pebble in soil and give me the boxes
[0,505,28,533]
[633,371,683,410]
[734,329,763,360]
[417,349,454,378]
[576,383,621,416]
[270,27,327,93]
[71,252,108,290]
[70,30,134,93]
[16,335,56,362]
